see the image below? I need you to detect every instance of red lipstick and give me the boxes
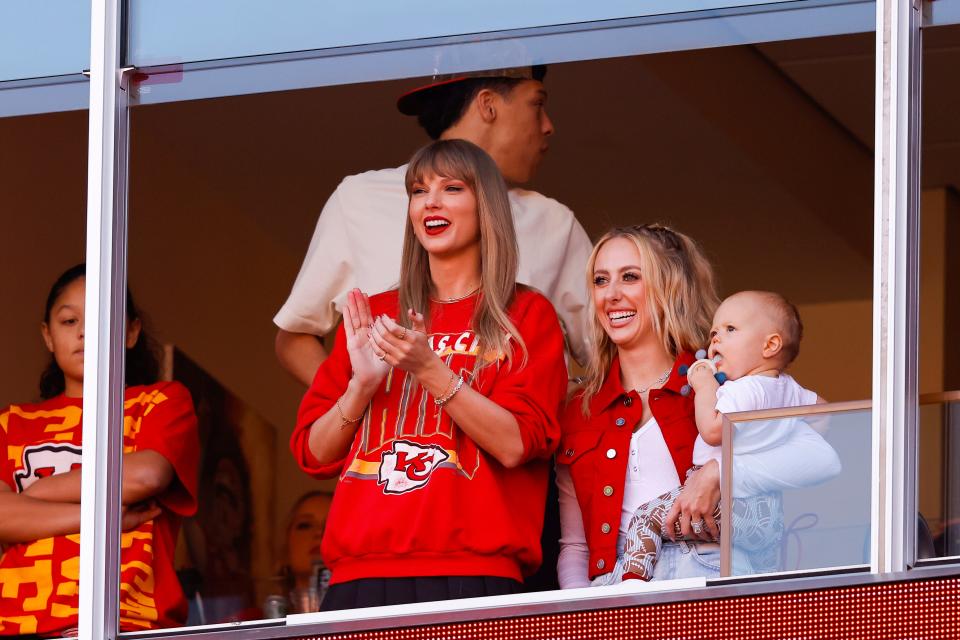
[423,215,451,236]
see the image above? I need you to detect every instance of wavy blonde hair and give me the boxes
[400,139,527,371]
[581,224,719,414]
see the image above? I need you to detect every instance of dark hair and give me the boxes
[416,66,547,140]
[39,263,160,399]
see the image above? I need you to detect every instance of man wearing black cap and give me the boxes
[274,66,592,385]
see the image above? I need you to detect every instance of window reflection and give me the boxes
[118,27,874,628]
[0,111,87,637]
[917,21,960,562]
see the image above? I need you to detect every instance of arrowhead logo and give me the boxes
[14,444,83,493]
[378,440,450,494]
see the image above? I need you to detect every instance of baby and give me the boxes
[593,290,823,584]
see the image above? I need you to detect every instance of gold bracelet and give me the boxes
[435,372,457,401]
[434,374,465,407]
[336,397,363,429]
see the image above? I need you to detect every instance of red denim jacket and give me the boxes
[558,352,698,580]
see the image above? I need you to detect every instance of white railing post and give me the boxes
[79,0,129,637]
[871,0,922,574]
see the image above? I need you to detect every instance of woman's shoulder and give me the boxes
[510,285,559,318]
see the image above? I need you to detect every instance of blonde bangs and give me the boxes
[405,145,477,197]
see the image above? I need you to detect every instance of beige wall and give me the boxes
[916,188,960,527]
[0,111,87,408]
[789,299,872,402]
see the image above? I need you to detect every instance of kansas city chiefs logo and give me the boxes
[14,444,83,493]
[378,440,449,494]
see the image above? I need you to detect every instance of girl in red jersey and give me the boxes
[291,139,567,610]
[0,264,199,638]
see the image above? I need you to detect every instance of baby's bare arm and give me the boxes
[688,362,723,446]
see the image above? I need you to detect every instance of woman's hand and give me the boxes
[665,459,721,542]
[369,310,440,378]
[121,500,162,531]
[343,289,390,390]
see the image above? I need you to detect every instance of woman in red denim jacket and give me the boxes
[556,224,723,587]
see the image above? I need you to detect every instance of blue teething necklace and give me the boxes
[678,349,728,396]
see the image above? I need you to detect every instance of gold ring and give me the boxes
[400,327,408,340]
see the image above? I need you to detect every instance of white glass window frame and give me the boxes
[0,1,91,116]
[0,74,89,118]
[76,0,930,638]
[912,0,960,568]
[129,0,875,105]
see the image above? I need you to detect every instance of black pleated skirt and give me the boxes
[320,576,523,611]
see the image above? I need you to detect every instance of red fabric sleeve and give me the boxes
[0,408,13,492]
[291,320,354,479]
[134,382,200,517]
[486,292,567,464]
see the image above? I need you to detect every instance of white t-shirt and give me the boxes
[692,373,836,498]
[274,165,593,365]
[557,417,680,589]
[692,373,819,467]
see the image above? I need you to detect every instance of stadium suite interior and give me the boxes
[2,27,958,596]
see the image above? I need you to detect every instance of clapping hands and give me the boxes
[369,310,438,377]
[343,289,440,386]
[343,289,391,390]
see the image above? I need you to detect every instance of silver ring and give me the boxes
[377,353,386,361]
[691,519,704,535]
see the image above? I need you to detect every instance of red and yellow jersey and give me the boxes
[0,381,199,637]
[291,287,567,584]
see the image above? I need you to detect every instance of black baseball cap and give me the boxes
[397,65,548,116]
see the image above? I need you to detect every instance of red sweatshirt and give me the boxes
[0,382,199,636]
[291,287,567,584]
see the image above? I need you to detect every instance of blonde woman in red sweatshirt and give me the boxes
[290,139,567,610]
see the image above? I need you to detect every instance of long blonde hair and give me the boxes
[400,139,527,370]
[581,224,719,413]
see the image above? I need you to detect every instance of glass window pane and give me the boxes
[130,0,875,106]
[120,6,875,633]
[127,0,804,68]
[0,76,89,118]
[916,10,960,563]
[0,111,88,637]
[0,2,90,82]
[724,406,871,576]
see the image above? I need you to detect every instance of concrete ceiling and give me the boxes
[756,24,960,191]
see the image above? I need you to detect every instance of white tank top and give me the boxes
[619,417,682,545]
